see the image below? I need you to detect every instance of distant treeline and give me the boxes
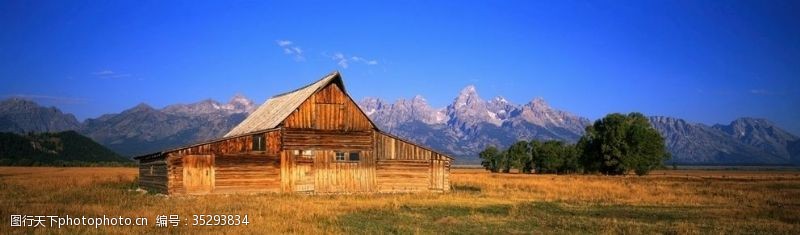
[480,112,670,176]
[0,131,134,167]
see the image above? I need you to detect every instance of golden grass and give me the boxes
[1,167,798,234]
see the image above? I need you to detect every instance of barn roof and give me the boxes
[223,71,344,137]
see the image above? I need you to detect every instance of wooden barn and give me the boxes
[134,72,452,195]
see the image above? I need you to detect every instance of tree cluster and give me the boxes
[578,112,670,175]
[0,131,132,167]
[479,140,580,174]
[479,112,670,176]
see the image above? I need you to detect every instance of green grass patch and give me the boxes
[765,183,800,190]
[330,201,708,234]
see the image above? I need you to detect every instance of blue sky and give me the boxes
[1,0,798,134]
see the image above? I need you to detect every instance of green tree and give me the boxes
[578,112,670,175]
[479,146,500,173]
[558,143,581,174]
[529,140,542,173]
[534,140,559,173]
[507,141,532,173]
[493,151,509,173]
[533,140,580,174]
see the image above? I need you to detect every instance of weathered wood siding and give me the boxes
[314,150,375,193]
[171,130,281,156]
[280,151,315,192]
[283,83,373,131]
[214,154,281,194]
[164,130,281,195]
[182,154,214,194]
[376,159,431,192]
[138,157,168,194]
[166,152,187,194]
[279,150,376,193]
[374,132,450,161]
[430,159,451,191]
[283,129,373,150]
[374,132,452,192]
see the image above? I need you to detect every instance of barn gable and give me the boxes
[224,71,358,137]
[282,79,373,131]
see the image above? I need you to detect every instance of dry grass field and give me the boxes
[1,167,799,234]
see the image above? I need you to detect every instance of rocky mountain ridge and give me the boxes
[648,116,795,164]
[1,88,797,164]
[0,98,81,133]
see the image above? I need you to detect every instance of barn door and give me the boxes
[183,155,214,194]
[293,151,315,192]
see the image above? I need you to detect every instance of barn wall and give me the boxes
[214,154,281,194]
[280,151,293,192]
[431,159,451,191]
[376,159,431,192]
[282,129,373,151]
[138,157,168,194]
[181,154,215,194]
[313,150,375,193]
[166,152,186,195]
[279,127,375,193]
[171,130,281,156]
[280,149,376,193]
[374,132,451,192]
[164,130,282,195]
[280,151,314,192]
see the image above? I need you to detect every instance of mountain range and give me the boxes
[0,95,254,156]
[359,86,799,164]
[1,86,797,165]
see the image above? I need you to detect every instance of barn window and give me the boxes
[349,152,360,161]
[252,134,265,151]
[293,150,314,160]
[335,152,345,161]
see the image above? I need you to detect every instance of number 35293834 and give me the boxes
[192,214,249,226]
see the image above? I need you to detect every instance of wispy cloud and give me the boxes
[4,94,88,105]
[351,56,378,65]
[332,53,349,68]
[326,52,379,69]
[92,70,132,79]
[276,40,380,68]
[276,40,304,61]
[749,89,773,95]
[276,40,292,47]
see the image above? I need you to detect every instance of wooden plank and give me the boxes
[283,129,373,150]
